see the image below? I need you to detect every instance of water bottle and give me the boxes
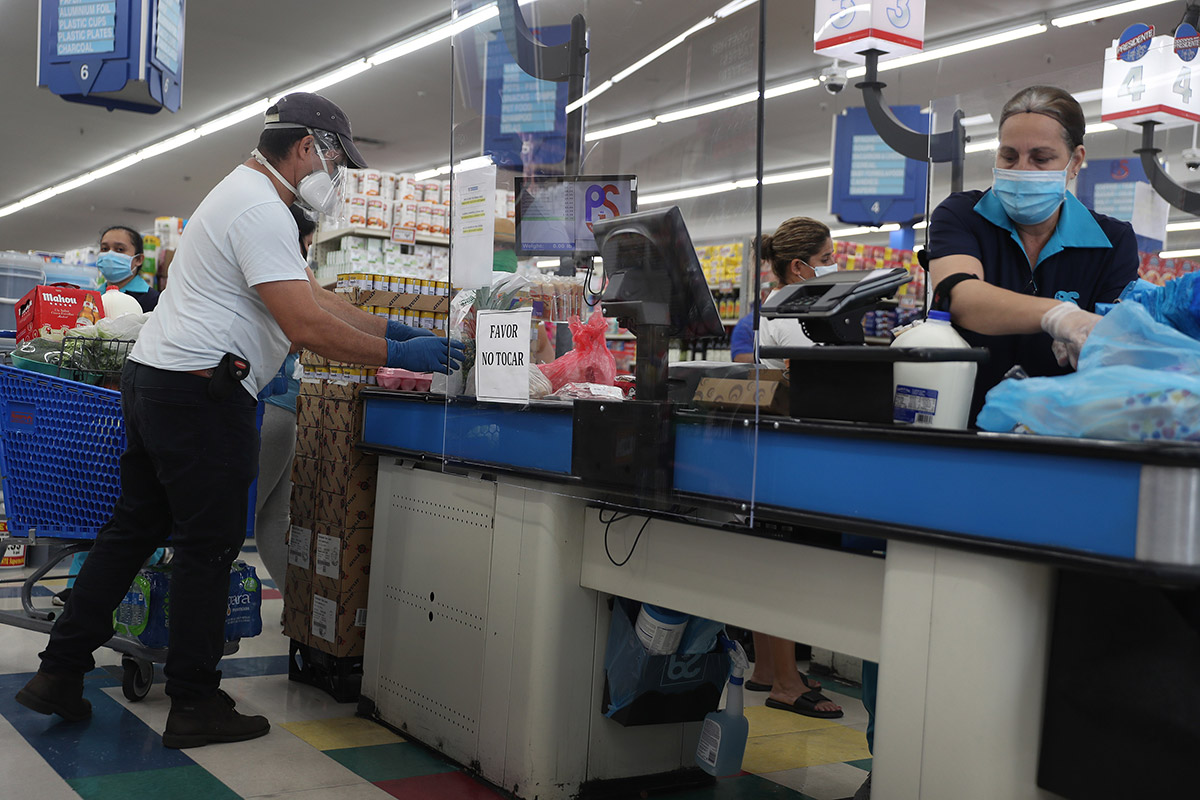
[696,638,750,777]
[891,310,977,430]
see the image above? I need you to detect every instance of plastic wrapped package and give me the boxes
[977,302,1200,441]
[537,312,616,392]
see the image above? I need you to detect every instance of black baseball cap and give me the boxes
[265,92,367,169]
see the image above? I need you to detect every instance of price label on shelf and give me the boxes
[814,0,925,64]
[390,226,415,245]
[1101,23,1200,131]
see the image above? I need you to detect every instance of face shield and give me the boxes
[295,128,347,219]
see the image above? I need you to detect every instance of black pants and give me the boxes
[40,361,259,700]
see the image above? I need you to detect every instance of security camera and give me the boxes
[819,63,849,95]
[1184,147,1200,170]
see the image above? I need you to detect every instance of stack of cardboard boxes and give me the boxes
[285,379,376,660]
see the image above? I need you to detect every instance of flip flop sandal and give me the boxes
[745,681,773,692]
[765,691,844,719]
[799,672,823,691]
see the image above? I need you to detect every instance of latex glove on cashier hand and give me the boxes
[386,336,466,373]
[1040,302,1101,369]
[385,319,436,341]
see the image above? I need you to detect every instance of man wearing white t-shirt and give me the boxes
[17,93,463,749]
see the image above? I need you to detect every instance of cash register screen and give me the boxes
[515,175,637,256]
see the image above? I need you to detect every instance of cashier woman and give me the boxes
[98,225,160,312]
[756,217,838,370]
[927,85,1139,422]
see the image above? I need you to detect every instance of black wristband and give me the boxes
[931,273,980,312]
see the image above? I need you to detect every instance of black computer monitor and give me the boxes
[592,206,723,340]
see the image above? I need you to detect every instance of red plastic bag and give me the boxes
[537,311,616,392]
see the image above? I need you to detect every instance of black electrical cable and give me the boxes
[602,510,652,567]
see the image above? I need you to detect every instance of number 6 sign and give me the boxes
[1101,22,1200,131]
[814,0,925,63]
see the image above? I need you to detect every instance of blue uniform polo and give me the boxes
[928,189,1138,422]
[729,312,755,359]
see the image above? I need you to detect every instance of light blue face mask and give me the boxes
[991,167,1068,226]
[800,259,837,279]
[97,251,135,283]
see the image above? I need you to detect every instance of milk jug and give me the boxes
[890,310,976,429]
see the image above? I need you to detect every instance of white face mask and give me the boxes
[251,137,342,217]
[800,259,837,279]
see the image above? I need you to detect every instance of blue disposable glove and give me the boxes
[386,319,436,342]
[386,336,466,373]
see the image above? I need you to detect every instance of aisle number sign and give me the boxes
[814,0,925,63]
[1101,23,1200,131]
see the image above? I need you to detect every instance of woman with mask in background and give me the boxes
[756,217,839,372]
[926,85,1138,423]
[98,225,160,312]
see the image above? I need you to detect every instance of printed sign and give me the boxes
[1102,29,1200,131]
[830,106,929,225]
[1176,22,1199,62]
[475,308,532,404]
[450,163,497,290]
[813,0,925,63]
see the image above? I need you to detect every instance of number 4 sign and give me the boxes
[1101,22,1200,131]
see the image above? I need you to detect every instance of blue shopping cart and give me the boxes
[0,346,261,701]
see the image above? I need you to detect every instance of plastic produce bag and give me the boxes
[537,311,616,392]
[977,302,1200,441]
[1115,273,1200,340]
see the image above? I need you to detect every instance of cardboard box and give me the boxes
[313,524,373,596]
[323,398,363,434]
[335,288,449,313]
[283,574,312,646]
[287,522,314,570]
[290,485,317,523]
[320,428,355,464]
[692,371,790,416]
[299,378,323,396]
[296,394,323,430]
[317,484,376,528]
[323,381,362,401]
[296,424,322,459]
[309,585,368,658]
[15,285,105,342]
[291,456,320,490]
[319,455,377,498]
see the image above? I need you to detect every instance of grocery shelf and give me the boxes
[606,333,636,341]
[314,226,450,247]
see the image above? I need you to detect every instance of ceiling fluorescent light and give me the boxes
[1051,0,1174,28]
[451,155,495,172]
[367,2,499,66]
[961,113,994,127]
[1074,88,1103,103]
[584,118,658,142]
[566,80,612,114]
[765,78,820,99]
[913,220,929,229]
[1086,121,1118,134]
[1160,248,1200,258]
[86,153,146,182]
[137,129,202,160]
[848,23,1047,78]
[415,164,450,181]
[965,138,999,153]
[714,0,757,18]
[195,99,270,138]
[831,224,901,237]
[762,166,832,184]
[272,60,372,102]
[640,181,744,205]
[655,90,760,123]
[611,18,715,84]
[1166,220,1200,232]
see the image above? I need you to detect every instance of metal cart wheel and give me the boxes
[121,655,154,702]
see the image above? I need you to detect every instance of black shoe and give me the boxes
[15,670,92,721]
[853,771,872,800]
[51,588,71,607]
[162,689,269,749]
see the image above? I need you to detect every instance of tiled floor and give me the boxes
[0,544,871,800]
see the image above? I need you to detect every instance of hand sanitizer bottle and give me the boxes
[696,638,750,777]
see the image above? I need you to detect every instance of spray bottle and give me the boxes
[695,637,750,777]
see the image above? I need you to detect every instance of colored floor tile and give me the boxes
[326,741,460,783]
[745,704,846,737]
[742,727,872,774]
[283,715,405,750]
[664,772,814,799]
[376,770,508,800]
[846,757,873,771]
[67,764,239,800]
[0,672,192,780]
[760,762,870,800]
